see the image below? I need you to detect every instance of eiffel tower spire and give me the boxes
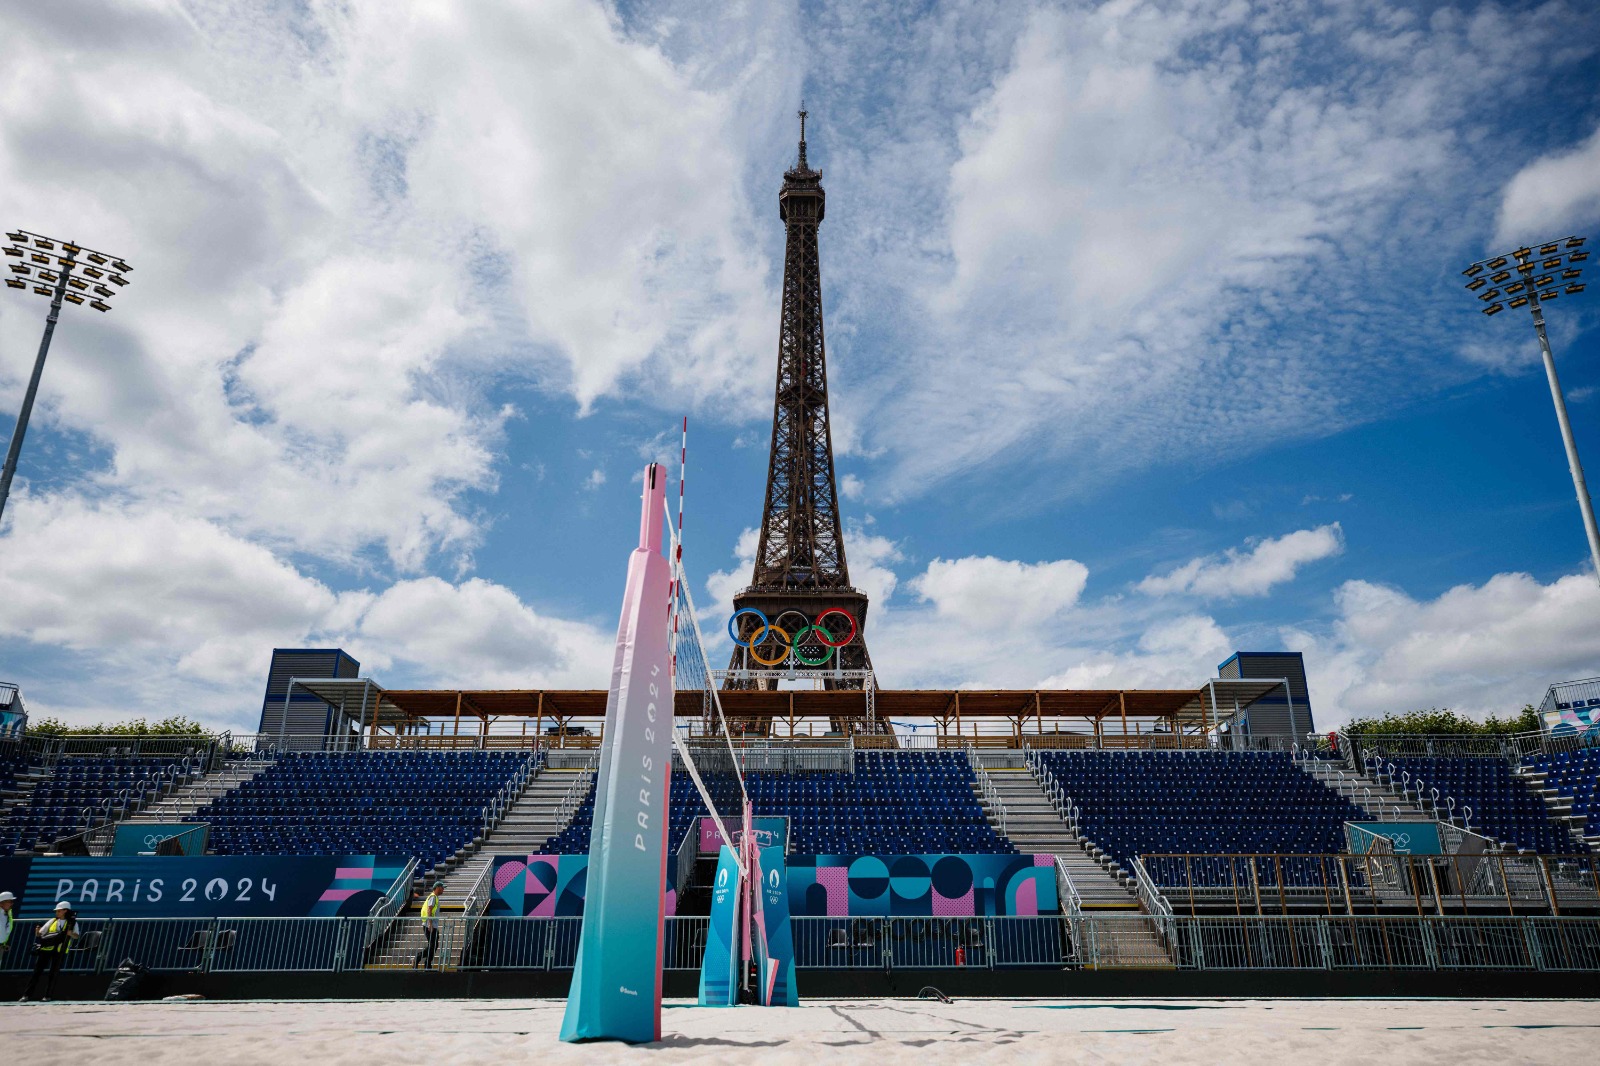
[727,109,875,708]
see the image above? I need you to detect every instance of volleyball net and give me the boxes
[665,490,749,874]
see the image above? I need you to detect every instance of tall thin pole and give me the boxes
[1529,293,1600,584]
[0,256,74,526]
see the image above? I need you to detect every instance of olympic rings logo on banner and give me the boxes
[727,607,857,667]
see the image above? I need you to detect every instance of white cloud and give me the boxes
[349,577,612,690]
[0,1,795,724]
[0,0,786,573]
[0,492,613,729]
[824,1,1598,499]
[1140,524,1345,599]
[583,468,607,491]
[1495,124,1600,246]
[0,495,338,687]
[1301,571,1600,725]
[839,474,865,501]
[696,518,1599,732]
[705,526,761,614]
[1042,616,1235,692]
[909,556,1087,629]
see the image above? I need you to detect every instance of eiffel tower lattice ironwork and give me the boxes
[725,109,879,731]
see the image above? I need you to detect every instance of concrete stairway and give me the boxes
[977,767,1138,909]
[124,759,276,823]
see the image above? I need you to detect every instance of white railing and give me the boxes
[29,913,1600,974]
[1305,758,1402,820]
[1054,855,1082,920]
[1129,854,1176,954]
[1027,750,1081,836]
[477,752,540,838]
[968,745,1008,835]
[457,858,498,961]
[674,821,701,902]
[363,855,420,950]
[553,766,595,827]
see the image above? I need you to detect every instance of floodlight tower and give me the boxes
[1463,236,1597,585]
[0,229,133,524]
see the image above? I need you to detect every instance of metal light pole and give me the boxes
[1464,236,1598,584]
[1,229,133,525]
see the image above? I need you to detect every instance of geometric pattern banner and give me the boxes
[487,854,677,918]
[785,854,1058,917]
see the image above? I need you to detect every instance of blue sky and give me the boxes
[0,0,1598,732]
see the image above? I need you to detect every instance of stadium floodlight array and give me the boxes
[0,229,135,525]
[1462,235,1599,585]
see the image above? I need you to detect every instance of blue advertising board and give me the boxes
[1350,822,1443,855]
[698,815,788,854]
[755,846,797,1006]
[111,822,209,856]
[787,854,1059,917]
[4,854,410,918]
[698,844,742,1007]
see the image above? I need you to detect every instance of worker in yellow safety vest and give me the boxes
[0,891,15,956]
[21,901,78,1001]
[412,883,445,970]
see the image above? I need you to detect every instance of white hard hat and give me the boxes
[0,891,14,902]
[54,900,71,911]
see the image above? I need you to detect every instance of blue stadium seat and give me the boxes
[0,754,179,855]
[1035,750,1364,881]
[543,750,1016,856]
[192,750,537,869]
[1387,754,1578,854]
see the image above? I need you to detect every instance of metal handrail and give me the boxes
[554,766,596,826]
[477,751,540,837]
[968,745,1008,835]
[1312,759,1401,820]
[1129,854,1176,951]
[1054,855,1083,920]
[462,858,496,917]
[1027,750,1081,835]
[363,855,420,951]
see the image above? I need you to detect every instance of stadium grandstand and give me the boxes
[2,649,1598,1002]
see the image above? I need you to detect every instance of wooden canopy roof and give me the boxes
[289,678,1288,732]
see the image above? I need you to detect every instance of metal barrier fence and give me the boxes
[1140,852,1600,916]
[3,913,1594,977]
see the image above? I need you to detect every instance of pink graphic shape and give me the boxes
[317,888,360,902]
[1013,874,1039,916]
[931,888,974,916]
[816,865,849,916]
[333,867,376,880]
[494,861,528,893]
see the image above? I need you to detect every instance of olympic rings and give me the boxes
[727,607,859,666]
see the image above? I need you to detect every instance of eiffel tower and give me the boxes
[726,109,877,730]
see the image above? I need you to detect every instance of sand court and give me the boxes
[5,997,1599,1065]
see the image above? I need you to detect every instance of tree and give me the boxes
[1342,706,1540,736]
[27,715,210,737]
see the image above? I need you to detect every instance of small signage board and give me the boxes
[1348,822,1443,855]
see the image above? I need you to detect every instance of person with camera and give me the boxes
[20,901,79,1002]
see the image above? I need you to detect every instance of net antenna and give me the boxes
[665,418,748,875]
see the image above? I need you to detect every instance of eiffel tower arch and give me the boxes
[723,110,883,737]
